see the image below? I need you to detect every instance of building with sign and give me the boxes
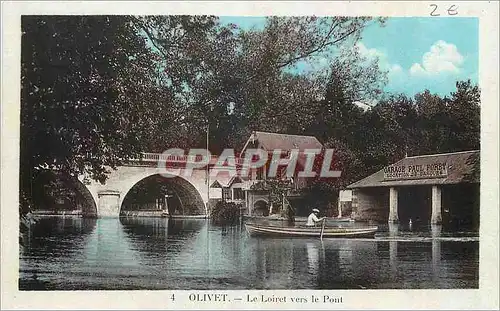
[346,150,480,227]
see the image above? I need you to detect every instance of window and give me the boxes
[233,188,244,200]
[223,188,232,200]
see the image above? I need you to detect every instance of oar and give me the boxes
[320,218,326,241]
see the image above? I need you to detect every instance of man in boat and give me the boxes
[306,209,325,227]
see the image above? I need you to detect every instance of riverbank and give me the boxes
[29,210,210,219]
[31,210,82,216]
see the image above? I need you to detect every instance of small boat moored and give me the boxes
[244,223,378,239]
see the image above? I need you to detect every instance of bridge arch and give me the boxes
[30,171,97,217]
[120,173,205,216]
[72,177,98,217]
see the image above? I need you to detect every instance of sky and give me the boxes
[219,16,478,99]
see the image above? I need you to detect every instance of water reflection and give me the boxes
[246,238,384,289]
[119,217,210,281]
[20,217,97,290]
[21,217,97,257]
[431,225,442,286]
[81,218,143,285]
[306,242,319,275]
[318,240,379,289]
[388,222,398,276]
[20,218,479,290]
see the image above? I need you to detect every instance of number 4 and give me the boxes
[170,294,175,301]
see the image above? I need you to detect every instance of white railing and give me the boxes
[138,152,246,165]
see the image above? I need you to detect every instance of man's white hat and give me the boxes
[312,208,320,213]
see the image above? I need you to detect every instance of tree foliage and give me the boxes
[330,80,480,189]
[21,16,158,185]
[134,16,386,152]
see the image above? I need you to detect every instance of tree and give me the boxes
[361,94,418,169]
[236,17,386,137]
[446,80,480,151]
[311,79,480,194]
[20,16,159,206]
[133,15,244,153]
[136,16,386,152]
[413,81,480,155]
[414,90,450,154]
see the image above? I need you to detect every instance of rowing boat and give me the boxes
[244,223,378,238]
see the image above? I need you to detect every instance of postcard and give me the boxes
[1,1,498,310]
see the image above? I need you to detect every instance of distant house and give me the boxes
[347,150,480,227]
[242,131,323,183]
[237,131,324,216]
[210,176,245,203]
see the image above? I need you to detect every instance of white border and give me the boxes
[1,1,499,310]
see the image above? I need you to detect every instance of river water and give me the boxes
[19,217,479,290]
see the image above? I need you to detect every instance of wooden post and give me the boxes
[244,189,248,214]
[320,218,326,241]
[282,193,285,215]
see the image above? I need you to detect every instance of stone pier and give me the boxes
[97,190,121,218]
[388,187,399,223]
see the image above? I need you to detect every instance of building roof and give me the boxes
[241,131,323,153]
[209,180,224,189]
[347,150,480,188]
[210,175,246,188]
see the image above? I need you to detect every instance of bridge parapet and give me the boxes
[127,152,246,166]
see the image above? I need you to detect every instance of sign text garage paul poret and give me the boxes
[383,162,448,180]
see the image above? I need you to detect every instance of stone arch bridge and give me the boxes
[78,153,242,218]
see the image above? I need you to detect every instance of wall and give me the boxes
[352,187,389,223]
[246,190,270,216]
